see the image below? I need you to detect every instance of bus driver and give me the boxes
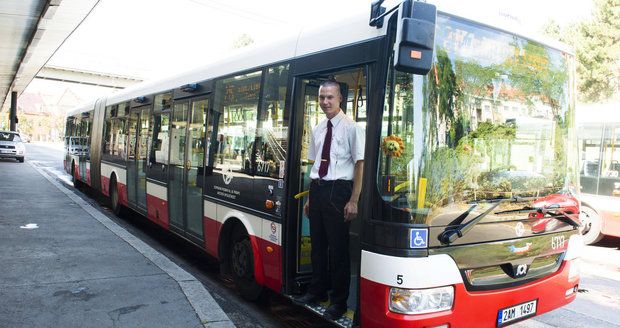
[294,78,365,320]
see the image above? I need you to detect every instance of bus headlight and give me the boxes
[389,286,454,314]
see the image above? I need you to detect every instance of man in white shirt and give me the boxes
[293,78,364,320]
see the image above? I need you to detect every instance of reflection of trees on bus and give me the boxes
[388,17,575,215]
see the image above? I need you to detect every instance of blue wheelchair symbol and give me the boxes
[410,229,428,249]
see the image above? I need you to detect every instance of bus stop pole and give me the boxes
[9,91,17,132]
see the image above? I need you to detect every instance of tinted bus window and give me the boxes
[256,64,289,178]
[212,71,262,173]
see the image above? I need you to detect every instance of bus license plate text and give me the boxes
[497,300,537,327]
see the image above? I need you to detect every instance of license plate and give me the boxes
[497,300,537,327]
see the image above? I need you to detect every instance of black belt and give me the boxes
[311,179,352,186]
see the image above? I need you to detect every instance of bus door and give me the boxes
[168,96,210,242]
[127,108,139,206]
[127,105,150,210]
[291,67,367,316]
[78,112,92,184]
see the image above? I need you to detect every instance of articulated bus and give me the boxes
[64,1,583,327]
[577,103,620,244]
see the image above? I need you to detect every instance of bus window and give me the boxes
[212,71,262,173]
[579,122,604,194]
[255,64,290,178]
[154,92,172,112]
[170,102,189,167]
[102,103,129,163]
[150,92,173,167]
[378,14,576,225]
[65,117,75,149]
[377,69,416,210]
[598,124,620,196]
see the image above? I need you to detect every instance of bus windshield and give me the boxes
[378,14,578,225]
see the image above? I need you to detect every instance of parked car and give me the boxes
[0,131,26,162]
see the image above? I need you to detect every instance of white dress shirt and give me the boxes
[308,110,365,180]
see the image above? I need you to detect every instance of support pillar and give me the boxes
[9,91,18,132]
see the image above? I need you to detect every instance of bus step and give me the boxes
[303,302,354,328]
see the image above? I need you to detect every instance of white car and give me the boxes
[0,131,26,162]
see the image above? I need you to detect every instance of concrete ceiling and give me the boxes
[0,0,100,113]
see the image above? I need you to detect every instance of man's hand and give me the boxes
[344,201,358,222]
[304,200,310,216]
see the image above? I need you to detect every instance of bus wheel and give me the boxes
[580,206,603,245]
[109,177,122,216]
[71,162,81,189]
[229,227,263,301]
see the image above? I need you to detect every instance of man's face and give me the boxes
[319,85,342,119]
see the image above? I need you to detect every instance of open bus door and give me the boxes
[288,67,367,326]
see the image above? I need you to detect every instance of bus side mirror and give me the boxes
[394,0,436,75]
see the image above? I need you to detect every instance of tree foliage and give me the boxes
[547,0,620,102]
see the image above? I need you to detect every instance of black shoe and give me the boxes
[323,303,347,320]
[292,293,328,306]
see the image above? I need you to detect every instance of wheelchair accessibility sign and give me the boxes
[410,228,428,249]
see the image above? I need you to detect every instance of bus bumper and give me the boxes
[360,259,579,328]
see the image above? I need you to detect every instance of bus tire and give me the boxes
[580,205,603,245]
[109,176,122,216]
[229,226,263,301]
[71,161,81,189]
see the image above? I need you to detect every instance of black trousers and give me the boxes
[308,179,352,306]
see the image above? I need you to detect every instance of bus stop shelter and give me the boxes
[0,0,99,130]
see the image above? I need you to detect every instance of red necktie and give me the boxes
[319,120,332,178]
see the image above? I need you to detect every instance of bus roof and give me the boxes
[66,2,572,117]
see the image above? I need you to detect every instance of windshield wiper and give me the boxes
[547,212,581,228]
[439,202,502,245]
[495,205,581,228]
[438,197,534,245]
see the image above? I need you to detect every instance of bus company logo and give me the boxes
[511,264,529,278]
[515,222,525,237]
[222,165,233,185]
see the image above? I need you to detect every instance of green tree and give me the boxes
[546,0,620,102]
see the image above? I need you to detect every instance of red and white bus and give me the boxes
[577,103,620,244]
[64,1,583,327]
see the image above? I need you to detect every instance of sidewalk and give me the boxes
[0,159,234,328]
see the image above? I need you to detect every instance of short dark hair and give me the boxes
[319,77,341,96]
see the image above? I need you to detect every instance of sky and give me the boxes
[27,0,595,99]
